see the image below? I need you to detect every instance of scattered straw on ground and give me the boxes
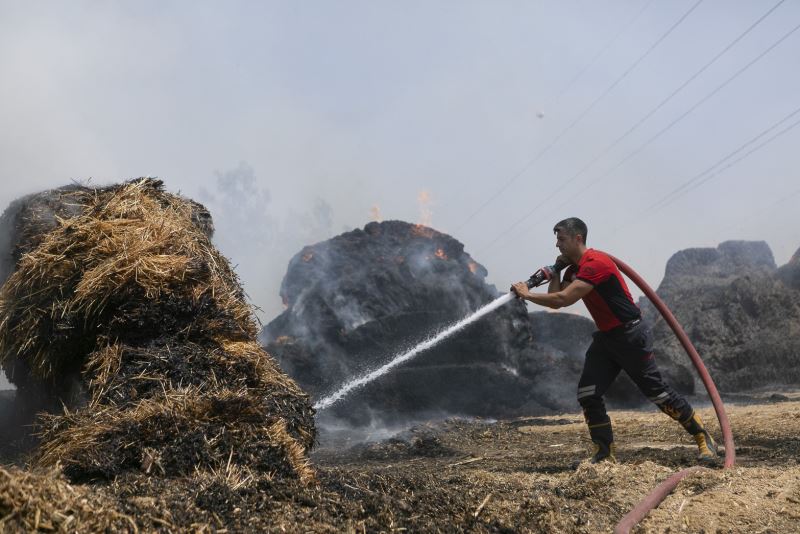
[2,393,798,531]
[0,466,135,532]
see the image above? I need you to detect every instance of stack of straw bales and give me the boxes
[0,178,315,484]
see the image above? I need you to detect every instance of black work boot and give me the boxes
[682,412,718,462]
[587,421,616,464]
[590,439,616,464]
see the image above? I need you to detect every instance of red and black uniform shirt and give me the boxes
[562,249,640,331]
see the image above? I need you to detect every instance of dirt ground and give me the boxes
[2,394,799,533]
[306,394,800,533]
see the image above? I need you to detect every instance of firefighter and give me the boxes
[511,217,717,463]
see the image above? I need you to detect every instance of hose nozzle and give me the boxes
[526,258,569,289]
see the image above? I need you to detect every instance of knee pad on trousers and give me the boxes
[577,384,597,406]
[649,391,677,417]
[648,390,691,422]
[578,385,610,427]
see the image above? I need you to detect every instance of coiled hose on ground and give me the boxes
[606,253,735,533]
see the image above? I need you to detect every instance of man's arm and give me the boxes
[547,272,562,293]
[547,255,572,294]
[511,279,593,309]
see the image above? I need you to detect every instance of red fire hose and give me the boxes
[605,254,735,533]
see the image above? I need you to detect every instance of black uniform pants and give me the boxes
[577,321,694,445]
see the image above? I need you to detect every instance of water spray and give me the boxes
[313,293,514,410]
[313,259,568,411]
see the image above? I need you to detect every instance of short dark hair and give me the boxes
[553,217,588,244]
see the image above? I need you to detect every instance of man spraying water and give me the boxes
[510,217,718,464]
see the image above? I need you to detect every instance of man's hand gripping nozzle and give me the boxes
[525,258,569,289]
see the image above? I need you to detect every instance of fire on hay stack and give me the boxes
[0,178,315,484]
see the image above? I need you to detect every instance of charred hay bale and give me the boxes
[640,240,800,393]
[0,184,87,287]
[36,388,313,484]
[777,246,800,290]
[0,178,314,481]
[263,220,546,422]
[0,179,253,380]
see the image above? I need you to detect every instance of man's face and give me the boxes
[555,229,582,257]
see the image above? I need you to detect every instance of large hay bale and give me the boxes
[0,178,314,483]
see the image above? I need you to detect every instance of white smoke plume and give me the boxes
[198,161,336,322]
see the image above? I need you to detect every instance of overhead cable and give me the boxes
[478,16,800,254]
[454,0,703,232]
[638,104,800,216]
[546,0,656,110]
[640,111,800,217]
[505,0,787,231]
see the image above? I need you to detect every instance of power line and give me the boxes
[577,18,800,197]
[477,15,800,255]
[453,0,703,232]
[605,105,800,235]
[720,186,800,240]
[644,113,800,216]
[612,112,800,240]
[545,0,656,110]
[639,104,800,218]
[472,0,785,253]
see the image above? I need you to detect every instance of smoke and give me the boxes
[197,161,335,321]
[314,405,463,450]
[0,389,37,462]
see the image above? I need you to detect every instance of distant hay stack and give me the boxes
[0,178,315,483]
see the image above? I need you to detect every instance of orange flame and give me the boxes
[411,224,436,239]
[468,261,478,274]
[302,251,314,262]
[435,248,447,260]
[417,189,433,227]
[370,204,382,222]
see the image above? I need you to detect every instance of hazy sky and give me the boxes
[1,0,798,367]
